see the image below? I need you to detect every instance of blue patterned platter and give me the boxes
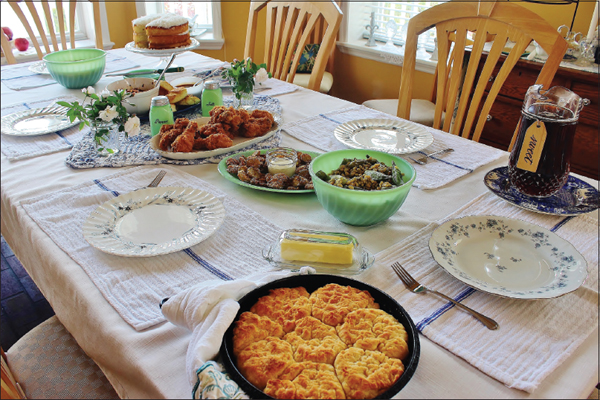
[484,167,599,216]
[429,216,588,299]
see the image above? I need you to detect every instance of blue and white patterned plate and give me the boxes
[484,167,599,216]
[429,216,588,299]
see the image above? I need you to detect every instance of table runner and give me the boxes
[20,166,285,331]
[1,53,139,90]
[1,96,89,161]
[361,192,598,392]
[65,95,282,169]
[282,105,505,189]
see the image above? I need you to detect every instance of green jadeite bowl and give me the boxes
[309,149,416,226]
[43,49,106,89]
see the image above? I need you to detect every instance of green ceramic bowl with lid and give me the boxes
[309,149,416,226]
[43,48,106,89]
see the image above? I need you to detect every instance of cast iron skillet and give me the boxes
[220,274,420,399]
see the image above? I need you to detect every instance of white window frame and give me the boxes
[337,2,439,74]
[135,1,224,50]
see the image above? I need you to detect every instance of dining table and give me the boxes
[1,48,598,399]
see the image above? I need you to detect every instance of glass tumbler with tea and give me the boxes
[508,85,589,197]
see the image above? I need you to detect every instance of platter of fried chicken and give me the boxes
[149,106,280,160]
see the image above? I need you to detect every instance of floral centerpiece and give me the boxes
[221,58,271,108]
[57,86,141,155]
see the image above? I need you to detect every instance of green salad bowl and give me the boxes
[309,149,416,226]
[43,49,107,89]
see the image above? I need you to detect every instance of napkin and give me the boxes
[282,105,504,189]
[361,192,598,392]
[161,267,315,398]
[1,96,89,161]
[21,166,289,331]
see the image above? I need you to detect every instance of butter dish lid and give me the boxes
[262,229,374,275]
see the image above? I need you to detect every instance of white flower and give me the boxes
[124,115,141,136]
[82,86,95,95]
[100,89,111,98]
[99,105,118,122]
[255,68,269,84]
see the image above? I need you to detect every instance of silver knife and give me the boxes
[105,67,184,77]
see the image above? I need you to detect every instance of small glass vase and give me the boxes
[233,91,254,110]
[92,121,121,156]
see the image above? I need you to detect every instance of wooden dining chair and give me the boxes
[0,0,103,65]
[243,0,343,93]
[364,0,568,148]
[1,316,118,399]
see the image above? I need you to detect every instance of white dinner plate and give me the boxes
[1,105,79,136]
[124,38,200,57]
[334,119,434,154]
[83,187,226,257]
[149,115,281,160]
[429,216,588,299]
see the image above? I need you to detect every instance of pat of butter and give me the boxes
[280,232,354,265]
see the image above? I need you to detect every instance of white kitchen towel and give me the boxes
[161,267,314,397]
[282,105,504,189]
[1,96,89,161]
[20,166,287,331]
[361,192,598,392]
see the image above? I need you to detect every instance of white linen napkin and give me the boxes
[161,267,315,398]
[282,105,504,189]
[360,192,598,392]
[250,78,298,97]
[20,166,287,331]
[1,96,89,161]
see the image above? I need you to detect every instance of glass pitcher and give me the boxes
[508,85,590,198]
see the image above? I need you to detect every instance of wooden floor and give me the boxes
[1,235,54,350]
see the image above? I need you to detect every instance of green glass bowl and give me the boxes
[43,49,106,89]
[309,149,416,226]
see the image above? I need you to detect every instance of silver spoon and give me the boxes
[155,54,176,87]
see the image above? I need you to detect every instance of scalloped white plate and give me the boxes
[83,186,225,257]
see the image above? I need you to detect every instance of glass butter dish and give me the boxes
[262,229,375,275]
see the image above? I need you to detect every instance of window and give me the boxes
[135,1,223,50]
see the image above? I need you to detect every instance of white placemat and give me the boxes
[282,105,505,189]
[20,166,285,331]
[361,192,598,392]
[1,96,89,161]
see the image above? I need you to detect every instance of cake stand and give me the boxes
[125,38,200,68]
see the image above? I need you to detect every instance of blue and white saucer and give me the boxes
[484,167,599,216]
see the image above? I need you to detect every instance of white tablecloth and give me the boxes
[1,48,598,399]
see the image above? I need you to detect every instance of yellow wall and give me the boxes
[105,1,598,105]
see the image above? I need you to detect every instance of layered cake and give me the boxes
[131,14,160,48]
[146,13,190,49]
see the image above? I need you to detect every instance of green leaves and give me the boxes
[222,58,271,100]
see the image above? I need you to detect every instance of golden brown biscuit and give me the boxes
[334,348,404,399]
[310,283,379,326]
[250,287,312,333]
[264,362,346,399]
[284,316,346,364]
[236,337,295,390]
[337,308,409,360]
[232,312,284,356]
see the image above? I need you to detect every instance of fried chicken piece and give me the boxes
[171,121,197,153]
[193,133,233,151]
[251,109,275,124]
[174,118,190,130]
[158,127,183,151]
[197,123,233,139]
[242,117,273,138]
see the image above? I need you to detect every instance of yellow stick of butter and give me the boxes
[280,230,355,265]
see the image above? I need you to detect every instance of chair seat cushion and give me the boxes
[292,71,333,94]
[5,316,118,399]
[362,98,444,127]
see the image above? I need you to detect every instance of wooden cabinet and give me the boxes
[475,57,599,180]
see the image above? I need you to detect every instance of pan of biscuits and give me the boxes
[220,275,420,399]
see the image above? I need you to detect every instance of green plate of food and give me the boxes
[218,148,321,193]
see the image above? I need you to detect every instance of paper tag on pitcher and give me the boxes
[516,120,547,172]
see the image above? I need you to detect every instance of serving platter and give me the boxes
[149,116,281,160]
[484,167,599,216]
[217,148,321,194]
[334,119,434,154]
[83,187,225,257]
[429,216,588,299]
[1,105,79,136]
[220,274,420,399]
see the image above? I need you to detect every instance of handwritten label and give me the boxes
[516,120,547,173]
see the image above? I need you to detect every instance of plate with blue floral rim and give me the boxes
[429,216,588,299]
[484,167,599,216]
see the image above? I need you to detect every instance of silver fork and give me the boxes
[409,148,454,165]
[391,262,499,330]
[139,170,167,190]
